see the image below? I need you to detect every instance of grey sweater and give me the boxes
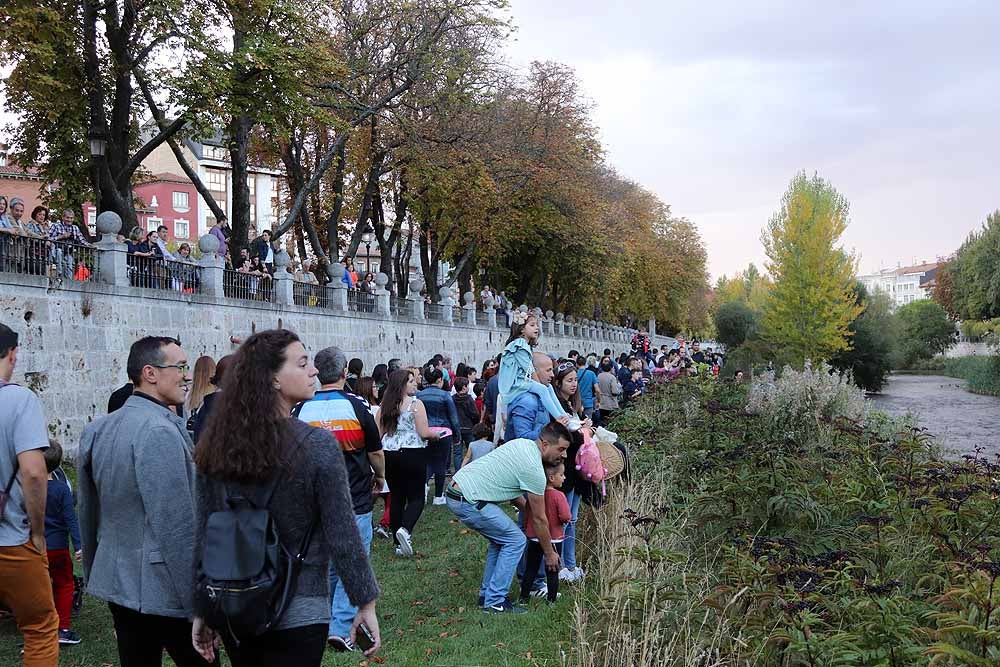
[193,419,380,629]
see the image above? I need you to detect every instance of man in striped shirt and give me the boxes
[293,346,384,652]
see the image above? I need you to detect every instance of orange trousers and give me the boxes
[0,542,59,666]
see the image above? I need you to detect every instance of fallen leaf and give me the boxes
[439,631,449,637]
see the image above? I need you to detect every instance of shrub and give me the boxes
[576,373,1000,666]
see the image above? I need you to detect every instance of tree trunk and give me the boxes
[228,113,253,262]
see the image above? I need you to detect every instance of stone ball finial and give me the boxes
[409,277,424,293]
[567,315,576,324]
[545,309,554,319]
[375,272,389,288]
[555,312,565,322]
[438,286,451,300]
[330,262,347,282]
[485,294,496,308]
[518,304,529,313]
[463,291,475,305]
[198,233,220,255]
[273,250,290,269]
[96,211,122,235]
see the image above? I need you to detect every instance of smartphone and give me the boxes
[356,623,375,652]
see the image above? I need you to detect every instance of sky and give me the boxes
[502,0,1000,280]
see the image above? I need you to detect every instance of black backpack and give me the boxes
[195,477,317,638]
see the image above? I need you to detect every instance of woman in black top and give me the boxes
[553,360,593,583]
[191,330,381,665]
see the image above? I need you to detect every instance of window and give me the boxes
[174,219,190,239]
[204,145,228,161]
[205,168,227,216]
[87,211,96,234]
[172,191,189,211]
[247,176,256,226]
[146,217,162,233]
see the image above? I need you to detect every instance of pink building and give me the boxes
[82,172,199,241]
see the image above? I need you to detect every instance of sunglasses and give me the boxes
[556,362,576,373]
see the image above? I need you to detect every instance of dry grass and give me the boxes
[570,471,763,667]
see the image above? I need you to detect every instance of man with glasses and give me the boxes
[78,337,213,667]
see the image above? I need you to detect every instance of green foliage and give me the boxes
[909,355,1000,397]
[760,172,864,366]
[586,373,1000,666]
[897,299,956,367]
[714,301,758,349]
[831,285,899,393]
[960,318,1000,343]
[936,211,1000,321]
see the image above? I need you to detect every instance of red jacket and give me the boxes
[524,488,572,541]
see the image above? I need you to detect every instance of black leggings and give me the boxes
[425,436,452,497]
[222,623,326,667]
[108,602,217,667]
[385,447,428,544]
[519,541,562,603]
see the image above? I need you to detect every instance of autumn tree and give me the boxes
[760,172,863,366]
[934,210,1000,321]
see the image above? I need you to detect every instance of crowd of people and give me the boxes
[0,308,727,666]
[0,198,97,281]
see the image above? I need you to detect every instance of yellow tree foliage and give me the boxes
[760,172,863,366]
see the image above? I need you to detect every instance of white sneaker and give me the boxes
[573,566,585,581]
[396,527,414,557]
[529,586,548,599]
[432,496,446,505]
[558,567,574,582]
[566,417,584,432]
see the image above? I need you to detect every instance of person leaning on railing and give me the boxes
[47,209,94,280]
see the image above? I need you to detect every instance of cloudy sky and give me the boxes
[503,0,1000,280]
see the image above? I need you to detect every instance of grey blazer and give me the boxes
[78,393,197,618]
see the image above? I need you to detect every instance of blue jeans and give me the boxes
[328,511,373,638]
[446,497,526,608]
[562,490,582,569]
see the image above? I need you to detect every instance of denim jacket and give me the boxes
[416,386,461,436]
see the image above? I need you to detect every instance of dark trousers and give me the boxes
[222,623,326,667]
[519,541,562,602]
[109,602,217,667]
[425,436,451,497]
[385,448,428,545]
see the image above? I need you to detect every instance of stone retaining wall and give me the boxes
[0,274,635,453]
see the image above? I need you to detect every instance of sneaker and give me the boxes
[573,566,586,581]
[58,629,82,645]
[395,527,414,557]
[558,567,575,582]
[327,635,356,652]
[432,496,446,506]
[375,525,390,539]
[483,600,527,614]
[566,417,584,432]
[478,594,509,607]
[529,586,548,599]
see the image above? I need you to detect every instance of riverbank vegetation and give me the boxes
[574,370,1000,666]
[906,355,1000,397]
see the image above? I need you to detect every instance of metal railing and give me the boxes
[347,288,376,313]
[293,280,338,309]
[389,296,409,318]
[127,254,201,294]
[0,236,100,283]
[224,268,273,302]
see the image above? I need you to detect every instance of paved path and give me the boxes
[870,374,1000,456]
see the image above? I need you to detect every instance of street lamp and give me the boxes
[87,128,107,157]
[361,228,374,274]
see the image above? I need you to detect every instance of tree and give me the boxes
[934,210,1000,321]
[897,299,956,367]
[830,284,898,393]
[714,301,758,349]
[760,172,864,366]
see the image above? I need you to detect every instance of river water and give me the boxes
[870,374,1000,456]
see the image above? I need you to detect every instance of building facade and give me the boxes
[858,261,941,308]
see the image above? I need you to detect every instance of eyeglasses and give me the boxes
[151,363,190,374]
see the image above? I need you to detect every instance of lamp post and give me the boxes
[361,229,374,275]
[88,128,107,213]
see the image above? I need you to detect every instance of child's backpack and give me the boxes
[195,477,317,639]
[575,428,608,495]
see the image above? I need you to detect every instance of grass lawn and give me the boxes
[0,499,575,666]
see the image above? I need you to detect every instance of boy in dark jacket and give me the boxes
[452,377,480,472]
[43,440,82,645]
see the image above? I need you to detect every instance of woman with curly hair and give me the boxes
[191,330,381,664]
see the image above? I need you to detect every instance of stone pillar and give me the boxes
[484,295,497,328]
[555,313,565,336]
[408,278,425,320]
[463,291,477,326]
[327,264,348,311]
[440,287,454,324]
[197,234,225,297]
[95,211,127,287]
[544,310,554,335]
[566,316,576,338]
[272,250,293,306]
[648,318,657,338]
[375,272,391,315]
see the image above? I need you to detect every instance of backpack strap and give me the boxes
[0,381,19,493]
